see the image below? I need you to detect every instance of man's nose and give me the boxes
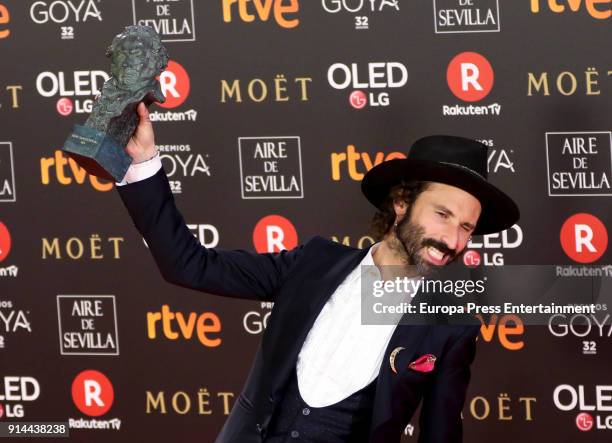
[440,229,459,252]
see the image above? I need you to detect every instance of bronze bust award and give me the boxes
[63,25,169,182]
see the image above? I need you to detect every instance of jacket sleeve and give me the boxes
[418,325,479,443]
[116,167,306,301]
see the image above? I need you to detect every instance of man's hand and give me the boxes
[125,102,157,164]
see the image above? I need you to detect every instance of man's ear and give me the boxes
[393,199,408,224]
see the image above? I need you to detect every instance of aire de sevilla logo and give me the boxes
[560,213,608,264]
[253,215,297,253]
[447,51,494,102]
[156,60,190,109]
[72,370,114,417]
[0,221,11,262]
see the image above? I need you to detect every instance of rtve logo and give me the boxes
[40,150,113,192]
[252,214,298,253]
[156,60,190,109]
[222,0,300,29]
[560,213,608,263]
[331,145,406,181]
[447,51,494,102]
[530,0,611,20]
[146,305,222,347]
[71,370,114,417]
[476,314,525,351]
[0,3,10,39]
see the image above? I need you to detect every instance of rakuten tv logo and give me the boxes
[252,215,298,253]
[0,221,18,278]
[0,221,12,263]
[447,52,494,102]
[443,52,500,117]
[157,60,190,109]
[150,60,196,122]
[222,0,300,29]
[560,213,608,263]
[71,370,114,417]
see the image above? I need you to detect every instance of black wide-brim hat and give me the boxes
[361,135,519,235]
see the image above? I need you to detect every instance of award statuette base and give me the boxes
[63,124,133,183]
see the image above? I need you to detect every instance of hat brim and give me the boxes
[361,158,519,235]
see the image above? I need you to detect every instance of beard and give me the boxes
[389,215,460,277]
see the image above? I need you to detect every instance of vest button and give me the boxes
[290,430,300,439]
[302,407,310,416]
[256,424,263,433]
[268,394,275,403]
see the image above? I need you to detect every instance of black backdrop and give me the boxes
[1,0,611,441]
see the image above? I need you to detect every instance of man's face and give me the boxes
[395,182,481,275]
[110,36,155,89]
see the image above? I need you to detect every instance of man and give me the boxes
[116,103,519,442]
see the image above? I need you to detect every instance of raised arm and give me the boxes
[116,103,305,301]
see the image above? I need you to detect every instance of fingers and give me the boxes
[137,102,151,125]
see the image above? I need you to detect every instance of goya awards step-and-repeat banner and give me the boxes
[0,0,611,442]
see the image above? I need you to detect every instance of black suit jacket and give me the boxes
[117,168,480,443]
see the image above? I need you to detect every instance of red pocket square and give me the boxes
[408,354,437,373]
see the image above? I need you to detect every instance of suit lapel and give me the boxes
[262,244,370,394]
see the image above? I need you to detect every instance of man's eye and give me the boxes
[437,211,448,219]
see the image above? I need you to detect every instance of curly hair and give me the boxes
[368,180,431,241]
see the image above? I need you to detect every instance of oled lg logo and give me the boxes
[553,385,612,431]
[70,369,121,430]
[577,412,594,431]
[35,70,109,116]
[443,51,500,116]
[252,215,298,253]
[150,60,197,122]
[464,224,523,266]
[0,376,41,418]
[327,62,408,109]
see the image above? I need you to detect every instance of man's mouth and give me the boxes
[424,246,450,266]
